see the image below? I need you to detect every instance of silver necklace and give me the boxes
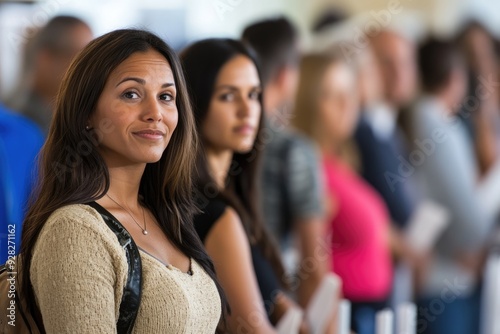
[106,193,148,235]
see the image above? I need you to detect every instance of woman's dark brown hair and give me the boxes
[180,38,286,285]
[20,29,227,319]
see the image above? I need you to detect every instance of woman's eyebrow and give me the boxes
[215,85,238,91]
[116,77,175,88]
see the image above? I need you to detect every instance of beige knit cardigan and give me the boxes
[30,204,221,333]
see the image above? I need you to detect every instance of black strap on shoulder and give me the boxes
[86,201,142,334]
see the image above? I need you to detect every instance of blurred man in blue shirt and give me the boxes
[0,104,44,264]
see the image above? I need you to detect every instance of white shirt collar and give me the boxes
[363,102,397,140]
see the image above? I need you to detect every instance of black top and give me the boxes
[193,198,281,317]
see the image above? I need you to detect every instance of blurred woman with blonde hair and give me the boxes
[292,51,394,334]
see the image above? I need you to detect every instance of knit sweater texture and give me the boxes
[30,204,221,333]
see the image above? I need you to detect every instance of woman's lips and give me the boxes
[234,124,255,135]
[132,129,166,140]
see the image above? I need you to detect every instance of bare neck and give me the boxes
[205,147,233,190]
[264,81,285,116]
[434,90,458,116]
[104,162,146,209]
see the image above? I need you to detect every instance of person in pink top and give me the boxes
[323,156,393,302]
[292,51,405,334]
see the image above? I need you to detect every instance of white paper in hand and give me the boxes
[480,252,500,334]
[306,273,342,334]
[404,201,450,254]
[337,299,351,334]
[276,306,303,334]
[376,309,394,334]
[396,303,416,334]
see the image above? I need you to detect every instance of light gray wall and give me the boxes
[1,0,499,98]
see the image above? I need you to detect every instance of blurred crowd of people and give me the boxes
[1,7,500,334]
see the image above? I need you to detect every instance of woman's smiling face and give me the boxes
[90,49,179,167]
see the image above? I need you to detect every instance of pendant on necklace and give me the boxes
[143,230,148,235]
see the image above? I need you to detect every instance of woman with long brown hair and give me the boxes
[181,39,307,333]
[19,29,224,333]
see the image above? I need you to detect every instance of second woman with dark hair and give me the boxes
[181,39,306,333]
